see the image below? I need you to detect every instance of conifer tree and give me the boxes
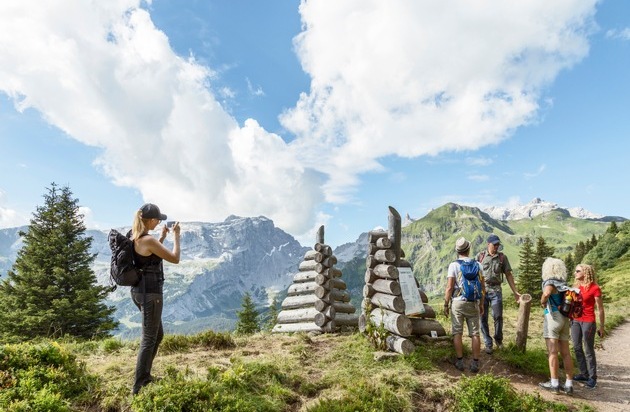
[607,221,619,235]
[264,296,279,332]
[574,241,586,264]
[517,236,540,299]
[564,253,575,277]
[0,183,117,342]
[235,292,260,335]
[534,236,555,270]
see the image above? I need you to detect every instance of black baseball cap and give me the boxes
[140,203,167,220]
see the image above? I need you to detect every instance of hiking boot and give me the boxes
[539,381,560,394]
[485,346,493,355]
[470,360,479,373]
[496,343,504,350]
[573,374,588,382]
[563,384,574,395]
[584,379,597,389]
[455,358,465,371]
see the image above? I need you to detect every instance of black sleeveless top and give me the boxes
[131,234,165,294]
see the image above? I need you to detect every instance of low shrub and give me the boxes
[131,359,297,412]
[194,330,235,349]
[454,374,569,412]
[0,342,97,410]
[307,381,409,412]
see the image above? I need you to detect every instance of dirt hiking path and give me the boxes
[513,321,630,411]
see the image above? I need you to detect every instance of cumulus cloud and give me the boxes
[0,1,322,234]
[0,190,25,228]
[0,1,599,236]
[283,0,597,202]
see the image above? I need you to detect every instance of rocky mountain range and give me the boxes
[0,199,624,337]
[0,216,308,336]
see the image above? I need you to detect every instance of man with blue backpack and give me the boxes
[444,237,486,373]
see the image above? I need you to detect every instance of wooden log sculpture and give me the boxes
[273,225,358,333]
[360,207,442,354]
[515,293,532,352]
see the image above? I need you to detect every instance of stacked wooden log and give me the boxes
[273,226,358,333]
[359,207,446,355]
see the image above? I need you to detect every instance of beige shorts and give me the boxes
[543,310,570,341]
[451,299,480,337]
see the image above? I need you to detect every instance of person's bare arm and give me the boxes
[595,295,605,337]
[444,277,455,316]
[505,271,521,302]
[146,223,181,263]
[540,285,554,308]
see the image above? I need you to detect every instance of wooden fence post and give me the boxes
[515,294,532,352]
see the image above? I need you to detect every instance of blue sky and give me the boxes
[0,0,629,248]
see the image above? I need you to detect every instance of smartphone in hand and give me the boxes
[167,221,175,228]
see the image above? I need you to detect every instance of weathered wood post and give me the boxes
[316,225,324,245]
[360,207,446,354]
[515,293,532,352]
[388,206,401,266]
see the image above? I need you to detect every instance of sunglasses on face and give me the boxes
[575,269,582,273]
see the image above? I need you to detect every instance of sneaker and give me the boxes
[496,342,504,350]
[485,346,493,355]
[573,374,588,382]
[455,358,465,371]
[539,381,560,394]
[563,384,574,395]
[584,379,597,389]
[470,360,479,373]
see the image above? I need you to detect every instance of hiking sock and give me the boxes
[551,378,559,387]
[457,357,463,361]
[565,379,573,387]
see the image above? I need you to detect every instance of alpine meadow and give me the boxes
[1,186,629,410]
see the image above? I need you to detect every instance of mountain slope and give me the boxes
[334,203,613,297]
[1,216,308,336]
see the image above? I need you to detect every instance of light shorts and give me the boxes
[451,299,481,337]
[543,310,570,341]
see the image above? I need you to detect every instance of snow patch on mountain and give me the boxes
[483,198,603,221]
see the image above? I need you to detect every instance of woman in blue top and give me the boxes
[539,257,574,395]
[131,203,180,395]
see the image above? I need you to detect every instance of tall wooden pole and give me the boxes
[388,206,401,266]
[515,294,532,352]
[316,225,324,244]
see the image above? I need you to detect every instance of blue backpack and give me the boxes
[455,259,483,301]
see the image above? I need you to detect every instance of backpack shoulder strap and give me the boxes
[477,251,486,263]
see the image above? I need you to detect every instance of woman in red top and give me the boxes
[571,264,605,389]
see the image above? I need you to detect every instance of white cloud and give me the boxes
[606,28,630,40]
[524,164,546,179]
[0,1,600,235]
[468,174,489,182]
[0,1,322,235]
[282,0,597,202]
[246,78,265,97]
[466,157,493,167]
[0,190,27,228]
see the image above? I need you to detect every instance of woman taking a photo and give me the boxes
[131,203,180,395]
[571,264,605,389]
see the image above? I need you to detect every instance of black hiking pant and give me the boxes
[132,292,163,395]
